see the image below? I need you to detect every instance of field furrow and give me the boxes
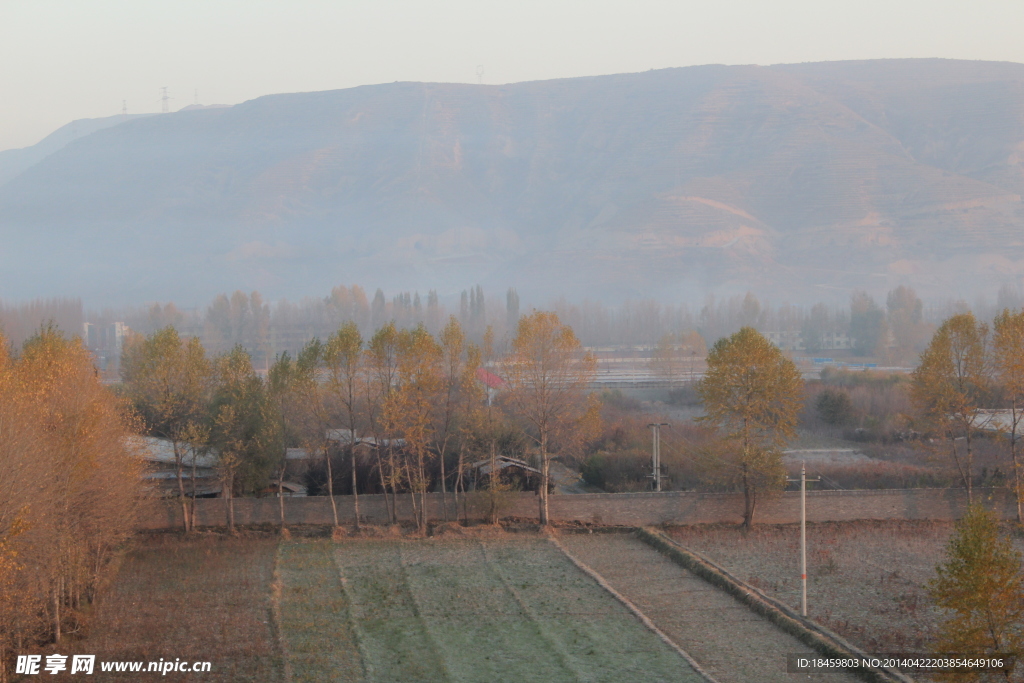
[397,539,575,682]
[480,537,703,683]
[275,541,364,682]
[557,532,863,683]
[324,536,703,682]
[332,541,450,682]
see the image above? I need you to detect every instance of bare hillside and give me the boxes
[2,59,1023,304]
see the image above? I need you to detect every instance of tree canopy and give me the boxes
[929,504,1024,677]
[697,327,803,527]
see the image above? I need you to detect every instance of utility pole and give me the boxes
[787,462,820,617]
[647,423,668,492]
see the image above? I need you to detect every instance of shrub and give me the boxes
[816,388,854,425]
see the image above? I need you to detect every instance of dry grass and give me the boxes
[664,520,983,654]
[40,532,282,681]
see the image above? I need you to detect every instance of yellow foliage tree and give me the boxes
[697,327,803,527]
[386,326,442,531]
[0,327,140,679]
[929,504,1024,679]
[994,309,1024,522]
[121,327,210,531]
[912,313,989,502]
[325,321,365,529]
[501,312,597,525]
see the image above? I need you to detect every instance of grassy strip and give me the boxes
[482,536,698,682]
[397,539,574,681]
[332,541,449,682]
[475,540,587,681]
[269,549,294,683]
[636,527,915,683]
[547,533,719,683]
[276,541,363,683]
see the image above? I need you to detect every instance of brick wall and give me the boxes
[137,487,1014,530]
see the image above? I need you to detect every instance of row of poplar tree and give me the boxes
[119,311,598,533]
[911,309,1024,515]
[0,328,141,681]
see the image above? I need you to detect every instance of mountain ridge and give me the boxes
[2,59,1023,305]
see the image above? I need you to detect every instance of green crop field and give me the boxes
[279,536,701,682]
[46,532,703,682]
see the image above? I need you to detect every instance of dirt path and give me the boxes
[557,532,863,683]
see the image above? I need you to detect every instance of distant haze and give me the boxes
[2,60,1023,308]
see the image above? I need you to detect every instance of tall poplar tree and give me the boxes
[501,312,597,525]
[325,322,365,529]
[994,309,1024,521]
[121,327,210,532]
[912,313,989,502]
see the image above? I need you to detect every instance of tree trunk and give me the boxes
[741,462,755,528]
[966,424,974,504]
[409,488,420,531]
[173,441,190,533]
[325,447,339,527]
[419,451,428,530]
[440,444,449,522]
[1014,403,1022,523]
[374,448,392,524]
[53,578,61,642]
[489,441,498,525]
[539,430,550,526]
[227,473,236,532]
[351,446,360,531]
[387,445,399,524]
[175,449,189,533]
[949,429,970,500]
[456,441,465,525]
[189,451,198,532]
[277,460,286,529]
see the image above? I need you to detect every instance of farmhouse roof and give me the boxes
[971,409,1020,432]
[469,455,540,476]
[129,436,218,468]
[325,429,405,448]
[476,368,504,389]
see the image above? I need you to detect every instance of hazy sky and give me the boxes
[3,0,1024,152]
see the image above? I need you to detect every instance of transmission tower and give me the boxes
[160,87,170,113]
[122,100,127,116]
[476,65,484,84]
